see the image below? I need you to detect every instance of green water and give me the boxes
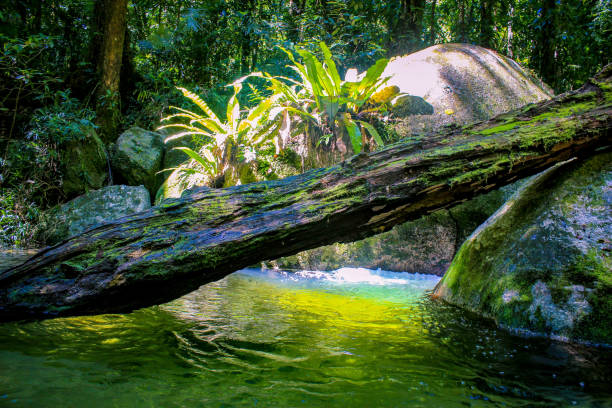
[0,267,611,407]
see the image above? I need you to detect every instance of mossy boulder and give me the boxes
[434,153,612,345]
[386,43,553,134]
[391,95,434,116]
[37,185,151,245]
[61,127,109,197]
[111,127,165,197]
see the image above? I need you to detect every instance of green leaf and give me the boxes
[357,120,384,147]
[319,42,341,93]
[226,88,241,131]
[358,58,389,93]
[172,147,216,174]
[343,115,362,153]
[176,87,219,122]
[318,95,340,120]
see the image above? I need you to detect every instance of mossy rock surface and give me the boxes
[37,185,151,245]
[111,127,165,197]
[61,127,109,197]
[386,43,553,135]
[434,153,612,345]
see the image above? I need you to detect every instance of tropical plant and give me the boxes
[157,76,280,180]
[269,42,399,153]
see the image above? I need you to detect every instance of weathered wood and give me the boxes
[2,67,611,321]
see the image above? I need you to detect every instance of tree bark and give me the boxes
[96,0,128,144]
[1,68,611,321]
[507,3,514,57]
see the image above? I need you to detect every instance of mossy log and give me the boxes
[2,68,611,321]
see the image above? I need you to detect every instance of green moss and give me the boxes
[476,122,520,135]
[569,251,612,342]
[472,97,598,138]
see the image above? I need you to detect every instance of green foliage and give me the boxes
[0,188,40,247]
[159,41,395,188]
[271,42,392,153]
[26,90,96,145]
[158,78,279,179]
[0,34,63,137]
[1,91,96,206]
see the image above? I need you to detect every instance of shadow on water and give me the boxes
[0,267,610,407]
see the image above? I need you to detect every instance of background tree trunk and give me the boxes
[386,0,425,56]
[1,68,611,321]
[96,0,128,144]
[535,0,557,89]
[479,0,494,49]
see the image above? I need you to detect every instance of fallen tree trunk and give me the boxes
[2,68,611,321]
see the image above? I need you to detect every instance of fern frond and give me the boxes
[176,87,219,122]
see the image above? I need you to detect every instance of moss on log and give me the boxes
[1,67,611,321]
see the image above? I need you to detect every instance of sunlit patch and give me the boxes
[127,248,150,259]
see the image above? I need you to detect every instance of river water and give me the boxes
[0,266,611,407]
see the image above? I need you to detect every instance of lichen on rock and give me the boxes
[387,43,553,136]
[37,185,151,245]
[434,152,612,345]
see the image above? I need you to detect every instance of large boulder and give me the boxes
[434,153,612,345]
[386,43,553,134]
[37,185,151,245]
[111,127,165,197]
[61,127,109,197]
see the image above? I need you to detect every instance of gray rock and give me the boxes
[434,153,612,345]
[274,183,519,275]
[111,127,165,196]
[38,185,151,245]
[386,43,553,135]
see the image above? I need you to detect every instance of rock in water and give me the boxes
[434,153,612,345]
[386,43,553,133]
[111,127,165,197]
[37,185,151,245]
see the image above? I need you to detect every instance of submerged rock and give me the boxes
[37,185,151,245]
[111,127,165,197]
[434,153,612,345]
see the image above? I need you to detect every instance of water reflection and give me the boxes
[0,267,610,407]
